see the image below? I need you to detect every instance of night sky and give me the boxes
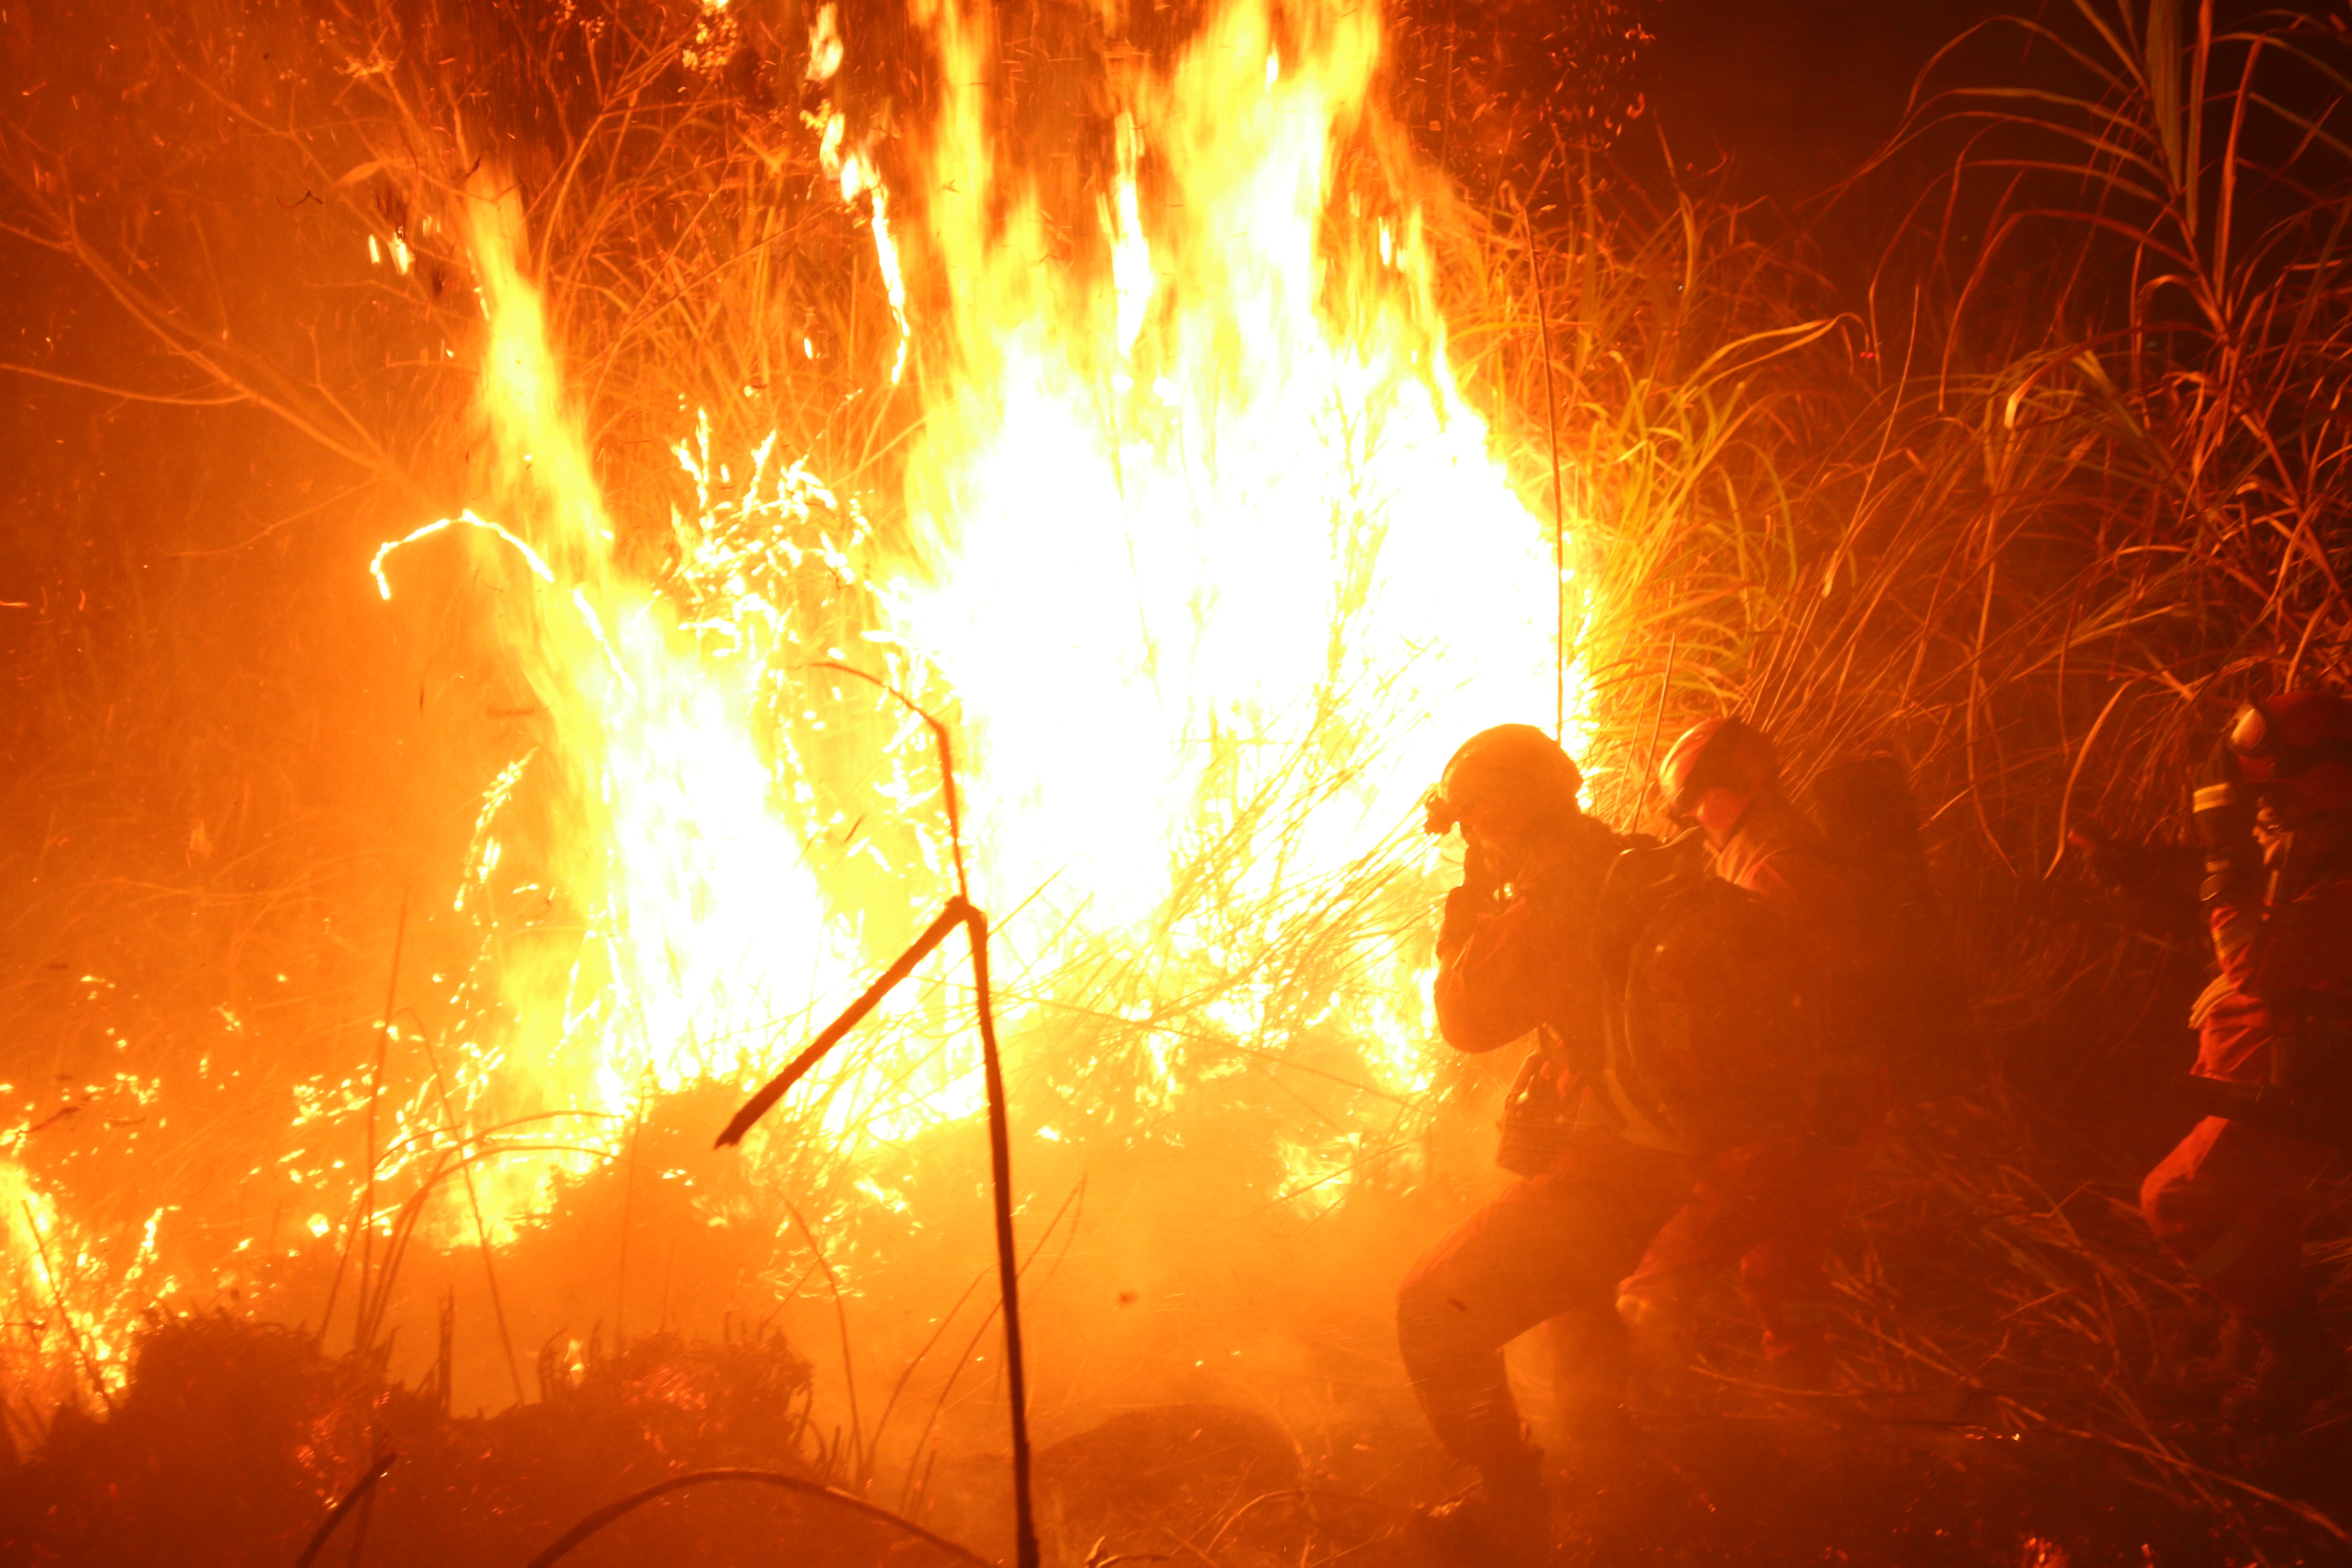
[1652,0,2024,204]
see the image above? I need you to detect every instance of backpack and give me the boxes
[1599,837,1814,1154]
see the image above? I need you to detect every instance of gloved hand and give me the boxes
[2066,824,2204,939]
[1437,840,1502,959]
[2067,824,2141,894]
[1461,839,1501,899]
[2193,734,2260,903]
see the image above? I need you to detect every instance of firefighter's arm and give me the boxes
[2193,736,2262,907]
[1433,893,1550,1053]
[1436,841,1504,957]
[2193,737,2270,978]
[2068,826,2202,938]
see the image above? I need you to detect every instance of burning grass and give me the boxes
[4,0,2352,1560]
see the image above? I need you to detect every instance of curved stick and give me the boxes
[518,1467,992,1568]
[294,1452,397,1568]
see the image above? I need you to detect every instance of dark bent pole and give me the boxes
[719,661,1036,1568]
[959,901,1037,1568]
[712,897,1039,1568]
[293,1451,397,1568]
[713,900,970,1150]
[518,1467,993,1568]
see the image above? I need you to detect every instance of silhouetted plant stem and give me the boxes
[293,1452,397,1568]
[18,1200,111,1413]
[717,663,1039,1568]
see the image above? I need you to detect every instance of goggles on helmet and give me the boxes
[2227,693,2352,785]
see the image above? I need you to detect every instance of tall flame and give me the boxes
[398,0,1583,1234]
[3,0,1590,1411]
[899,0,1565,945]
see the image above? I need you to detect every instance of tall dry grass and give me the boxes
[1436,0,2352,1544]
[7,0,2352,1553]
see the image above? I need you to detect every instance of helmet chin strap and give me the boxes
[1694,785,1758,848]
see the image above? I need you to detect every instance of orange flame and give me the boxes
[376,0,1586,1243]
[0,0,1592,1404]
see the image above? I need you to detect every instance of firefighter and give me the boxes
[1395,724,1691,1562]
[2140,688,2352,1427]
[1612,717,1877,1386]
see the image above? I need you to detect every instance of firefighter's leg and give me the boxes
[1542,1302,1635,1437]
[1616,1145,1763,1317]
[2142,1116,2344,1425]
[1613,1145,1765,1403]
[1398,1140,1693,1482]
[1738,1142,1867,1376]
[2141,1116,2326,1319]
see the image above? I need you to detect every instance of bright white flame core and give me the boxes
[898,0,1566,940]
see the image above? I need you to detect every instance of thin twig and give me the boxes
[332,889,408,1358]
[293,1452,398,1568]
[1520,195,1571,741]
[416,1031,528,1405]
[713,901,968,1149]
[18,1202,111,1413]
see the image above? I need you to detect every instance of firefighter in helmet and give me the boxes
[1396,724,1690,1562]
[2140,688,2352,1427]
[1612,717,1878,1385]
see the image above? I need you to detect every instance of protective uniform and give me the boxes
[1429,814,1617,1060]
[1397,727,1684,1513]
[2139,689,2352,1421]
[1615,721,1878,1373]
[1422,724,1619,1072]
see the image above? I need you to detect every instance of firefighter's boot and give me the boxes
[2150,1315,2252,1411]
[1408,1459,1550,1568]
[1615,1290,1694,1412]
[2220,1309,2350,1430]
